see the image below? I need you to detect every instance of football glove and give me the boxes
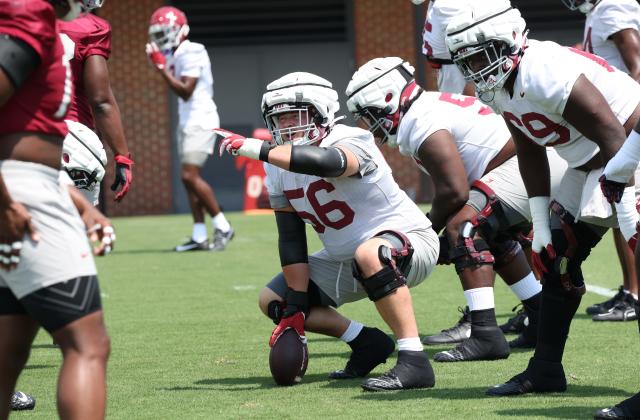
[599,174,626,204]
[214,128,272,160]
[145,42,166,70]
[269,311,306,347]
[111,154,134,202]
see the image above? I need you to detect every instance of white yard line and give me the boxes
[585,283,617,298]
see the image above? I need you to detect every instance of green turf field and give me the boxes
[12,212,640,419]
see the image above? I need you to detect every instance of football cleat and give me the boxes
[422,306,471,345]
[586,286,626,315]
[10,391,35,411]
[361,350,435,392]
[508,332,536,349]
[592,294,638,322]
[174,238,210,252]
[329,327,395,379]
[211,228,235,252]
[486,358,566,397]
[594,392,640,419]
[434,326,509,362]
[499,304,528,334]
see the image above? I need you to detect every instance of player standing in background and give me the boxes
[216,72,440,391]
[0,1,114,419]
[58,0,134,202]
[447,4,640,398]
[146,6,234,252]
[563,0,640,323]
[346,57,568,360]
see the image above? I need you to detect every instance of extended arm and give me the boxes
[417,129,469,233]
[612,28,640,82]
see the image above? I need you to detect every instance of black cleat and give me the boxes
[329,327,395,379]
[486,358,566,397]
[586,286,626,315]
[211,228,235,252]
[422,306,471,345]
[508,333,536,349]
[499,304,528,334]
[10,391,35,411]
[592,294,638,322]
[594,392,640,419]
[434,326,510,362]
[174,238,210,252]
[361,350,435,391]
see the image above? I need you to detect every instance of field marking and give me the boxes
[585,283,617,298]
[233,285,256,291]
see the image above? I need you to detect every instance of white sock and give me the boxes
[623,289,639,301]
[340,320,363,343]
[192,223,207,242]
[397,337,423,352]
[463,287,495,311]
[509,272,542,301]
[212,212,231,232]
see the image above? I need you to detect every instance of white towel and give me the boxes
[579,168,613,220]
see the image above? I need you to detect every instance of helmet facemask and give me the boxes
[64,166,100,191]
[453,39,519,92]
[265,104,325,146]
[561,0,598,13]
[352,106,397,147]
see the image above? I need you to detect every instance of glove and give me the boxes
[111,154,134,202]
[269,288,308,347]
[599,174,626,204]
[214,128,272,160]
[145,42,166,70]
[529,196,555,275]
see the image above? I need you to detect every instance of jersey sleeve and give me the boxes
[593,2,640,42]
[264,163,288,209]
[178,45,207,78]
[397,97,449,158]
[82,19,111,59]
[0,2,57,61]
[332,139,377,177]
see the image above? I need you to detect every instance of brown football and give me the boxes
[269,329,308,386]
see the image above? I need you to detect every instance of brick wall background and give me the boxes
[97,0,426,215]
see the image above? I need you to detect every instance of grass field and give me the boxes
[11,212,640,419]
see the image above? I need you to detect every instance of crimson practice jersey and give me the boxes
[265,125,429,262]
[0,0,70,137]
[482,40,640,168]
[397,91,509,182]
[58,13,111,129]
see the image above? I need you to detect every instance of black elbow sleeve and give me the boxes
[275,211,308,266]
[289,146,347,177]
[0,34,40,89]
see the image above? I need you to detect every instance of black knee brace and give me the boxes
[491,239,523,270]
[544,201,604,297]
[449,221,495,273]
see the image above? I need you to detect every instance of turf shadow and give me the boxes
[23,364,55,370]
[160,373,353,392]
[494,405,610,418]
[353,384,629,401]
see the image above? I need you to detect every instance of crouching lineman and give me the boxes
[0,1,114,418]
[346,57,568,361]
[215,72,439,391]
[446,4,640,396]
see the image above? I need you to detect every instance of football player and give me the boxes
[446,4,640,397]
[346,57,570,360]
[58,0,134,202]
[563,0,640,323]
[146,6,234,252]
[0,1,113,418]
[216,72,439,391]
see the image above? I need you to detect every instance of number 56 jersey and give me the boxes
[265,124,431,262]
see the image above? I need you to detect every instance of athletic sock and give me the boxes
[533,286,581,363]
[192,223,207,242]
[340,320,364,343]
[212,212,231,232]
[509,272,542,301]
[464,287,495,311]
[397,337,423,352]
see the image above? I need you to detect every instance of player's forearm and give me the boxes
[159,69,193,101]
[429,193,467,233]
[67,185,91,214]
[92,93,129,156]
[282,264,310,293]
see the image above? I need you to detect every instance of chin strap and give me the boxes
[390,81,423,133]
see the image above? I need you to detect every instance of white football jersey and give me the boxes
[481,40,640,168]
[170,40,218,129]
[583,0,640,75]
[397,91,510,184]
[265,124,430,262]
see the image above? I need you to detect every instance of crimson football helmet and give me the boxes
[148,6,190,55]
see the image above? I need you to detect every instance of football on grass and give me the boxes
[269,329,308,386]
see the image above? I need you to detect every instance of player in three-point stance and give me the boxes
[216,72,440,391]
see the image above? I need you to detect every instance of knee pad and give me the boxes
[352,262,407,302]
[469,180,508,242]
[449,221,495,273]
[491,239,523,270]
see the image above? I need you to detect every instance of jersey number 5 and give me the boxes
[284,179,355,233]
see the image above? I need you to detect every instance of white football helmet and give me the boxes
[446,6,527,92]
[561,0,600,13]
[345,57,416,147]
[261,72,340,146]
[62,120,107,205]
